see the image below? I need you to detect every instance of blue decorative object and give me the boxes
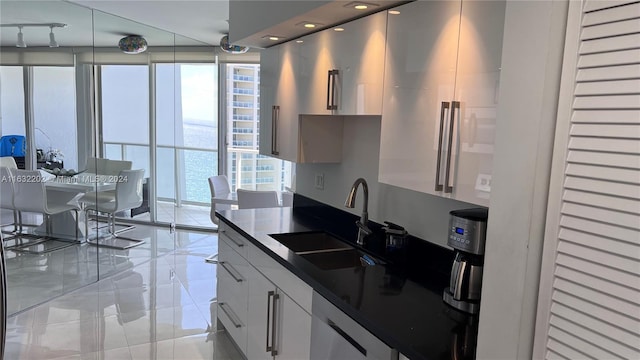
[118,35,148,54]
[220,35,249,54]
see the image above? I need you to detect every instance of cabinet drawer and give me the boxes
[248,241,312,314]
[219,223,249,259]
[218,301,247,355]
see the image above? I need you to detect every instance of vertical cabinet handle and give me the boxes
[271,105,280,155]
[444,101,460,193]
[221,231,244,247]
[326,69,339,110]
[435,102,450,191]
[265,291,280,355]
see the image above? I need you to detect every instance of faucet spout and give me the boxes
[345,178,371,245]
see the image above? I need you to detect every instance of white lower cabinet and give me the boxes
[217,223,311,359]
[247,265,311,360]
[217,235,249,355]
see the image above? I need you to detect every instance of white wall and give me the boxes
[296,115,478,248]
[476,1,569,359]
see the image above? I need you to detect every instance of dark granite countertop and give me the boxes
[216,195,478,360]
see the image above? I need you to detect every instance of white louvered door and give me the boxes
[533,0,640,359]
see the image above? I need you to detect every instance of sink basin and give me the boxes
[269,231,353,254]
[299,249,385,271]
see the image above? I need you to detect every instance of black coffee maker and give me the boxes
[443,208,488,314]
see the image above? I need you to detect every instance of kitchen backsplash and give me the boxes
[295,115,480,248]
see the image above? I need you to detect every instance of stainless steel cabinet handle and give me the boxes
[326,70,332,110]
[326,69,339,110]
[219,302,242,328]
[271,105,280,155]
[327,319,367,356]
[221,231,244,247]
[218,261,243,282]
[271,292,280,356]
[444,101,460,193]
[266,291,274,353]
[435,102,450,191]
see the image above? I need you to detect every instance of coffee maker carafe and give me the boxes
[443,208,488,314]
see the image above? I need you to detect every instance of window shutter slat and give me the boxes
[573,94,640,109]
[560,215,640,242]
[581,18,640,40]
[567,150,640,169]
[564,176,640,199]
[578,49,640,68]
[582,2,640,26]
[556,253,640,290]
[574,79,640,96]
[576,64,640,81]
[568,137,640,154]
[572,109,640,124]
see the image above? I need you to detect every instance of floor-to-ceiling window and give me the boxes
[33,67,77,170]
[0,67,25,136]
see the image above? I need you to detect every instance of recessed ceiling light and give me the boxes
[262,35,284,41]
[334,28,345,32]
[343,2,379,10]
[296,40,304,43]
[304,23,316,28]
[296,21,323,29]
[388,10,401,15]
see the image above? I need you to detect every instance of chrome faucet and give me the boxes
[345,178,373,246]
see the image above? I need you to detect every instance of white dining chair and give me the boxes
[80,169,145,249]
[0,166,18,235]
[208,175,232,225]
[237,189,279,209]
[12,169,81,253]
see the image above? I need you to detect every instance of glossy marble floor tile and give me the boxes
[3,221,243,359]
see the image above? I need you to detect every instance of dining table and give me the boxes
[38,172,117,242]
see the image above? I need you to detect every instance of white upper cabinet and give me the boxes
[297,11,387,115]
[259,42,301,162]
[378,0,505,206]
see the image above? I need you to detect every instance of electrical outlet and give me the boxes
[475,173,492,192]
[315,173,324,190]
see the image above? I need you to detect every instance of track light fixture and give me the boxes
[0,23,67,48]
[49,26,58,48]
[16,26,26,48]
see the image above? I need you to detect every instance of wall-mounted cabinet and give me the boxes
[297,11,387,115]
[378,0,505,207]
[259,42,344,163]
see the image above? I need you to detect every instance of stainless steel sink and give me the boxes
[269,231,384,270]
[299,249,384,271]
[269,231,353,254]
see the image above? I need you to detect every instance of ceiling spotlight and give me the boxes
[262,35,283,41]
[334,28,345,32]
[220,35,249,54]
[118,35,148,54]
[48,26,58,48]
[343,2,379,10]
[388,10,401,15]
[16,26,26,48]
[296,40,304,43]
[304,23,316,28]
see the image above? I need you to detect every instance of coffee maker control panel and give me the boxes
[447,208,488,255]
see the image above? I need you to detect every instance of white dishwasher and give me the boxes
[310,291,398,360]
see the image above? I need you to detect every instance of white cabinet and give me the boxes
[217,223,312,359]
[259,43,344,163]
[259,42,301,162]
[297,11,387,115]
[217,233,250,355]
[247,265,312,360]
[378,0,505,206]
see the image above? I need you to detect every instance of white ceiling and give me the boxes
[0,0,223,48]
[68,0,229,46]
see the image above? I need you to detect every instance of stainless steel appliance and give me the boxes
[310,291,397,360]
[443,208,488,314]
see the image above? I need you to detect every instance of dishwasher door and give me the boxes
[310,291,396,360]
